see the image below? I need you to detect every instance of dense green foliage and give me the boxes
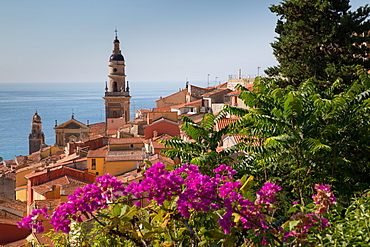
[222,69,370,205]
[266,0,370,89]
[159,113,247,173]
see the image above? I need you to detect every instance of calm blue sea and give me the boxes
[0,81,187,161]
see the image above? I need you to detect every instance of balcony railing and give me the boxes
[105,91,130,97]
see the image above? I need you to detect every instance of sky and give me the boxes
[0,0,368,86]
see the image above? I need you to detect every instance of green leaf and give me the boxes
[286,206,298,214]
[139,220,152,230]
[289,220,300,230]
[112,204,122,217]
[239,175,254,195]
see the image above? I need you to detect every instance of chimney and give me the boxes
[46,167,51,180]
[153,130,158,138]
[84,169,89,180]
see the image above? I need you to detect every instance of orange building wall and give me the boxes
[144,121,180,139]
[0,223,31,245]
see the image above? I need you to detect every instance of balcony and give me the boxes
[105,91,130,97]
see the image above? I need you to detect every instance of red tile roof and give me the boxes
[116,169,143,184]
[137,109,152,113]
[87,146,108,158]
[33,199,61,209]
[0,196,27,212]
[152,134,173,142]
[171,99,202,109]
[32,175,90,195]
[105,154,143,162]
[153,107,172,112]
[215,117,240,131]
[202,88,230,97]
[227,90,241,96]
[109,137,145,145]
[148,154,175,165]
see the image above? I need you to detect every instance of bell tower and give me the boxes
[29,112,45,154]
[103,30,131,126]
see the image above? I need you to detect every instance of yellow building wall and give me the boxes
[87,157,105,177]
[105,161,138,176]
[16,169,32,187]
[40,146,64,159]
[16,188,27,202]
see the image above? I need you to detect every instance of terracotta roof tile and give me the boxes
[32,175,90,195]
[215,82,228,88]
[152,107,172,112]
[148,154,175,165]
[152,134,173,141]
[137,109,152,113]
[171,99,202,109]
[227,90,241,96]
[33,199,62,209]
[87,146,108,158]
[0,196,27,212]
[105,154,143,162]
[88,122,106,136]
[215,117,240,131]
[109,137,145,145]
[202,88,230,97]
[116,169,143,183]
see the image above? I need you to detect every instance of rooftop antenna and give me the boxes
[207,74,210,87]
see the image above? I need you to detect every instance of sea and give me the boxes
[0,81,189,161]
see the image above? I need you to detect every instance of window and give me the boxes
[91,159,96,170]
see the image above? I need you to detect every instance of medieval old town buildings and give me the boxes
[0,32,254,246]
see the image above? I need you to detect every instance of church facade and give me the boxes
[53,115,90,147]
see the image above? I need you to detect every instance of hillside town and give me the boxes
[0,33,255,246]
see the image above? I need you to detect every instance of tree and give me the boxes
[223,70,370,205]
[266,0,370,89]
[159,113,248,174]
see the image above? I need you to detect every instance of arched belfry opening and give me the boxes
[113,81,118,92]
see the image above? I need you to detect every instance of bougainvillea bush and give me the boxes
[18,163,340,246]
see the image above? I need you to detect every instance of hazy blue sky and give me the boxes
[0,0,368,86]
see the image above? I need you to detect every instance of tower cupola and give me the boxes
[110,31,125,62]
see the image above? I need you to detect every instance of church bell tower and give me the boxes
[103,30,131,126]
[29,112,45,154]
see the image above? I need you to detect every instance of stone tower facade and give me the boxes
[29,112,45,154]
[103,31,131,126]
